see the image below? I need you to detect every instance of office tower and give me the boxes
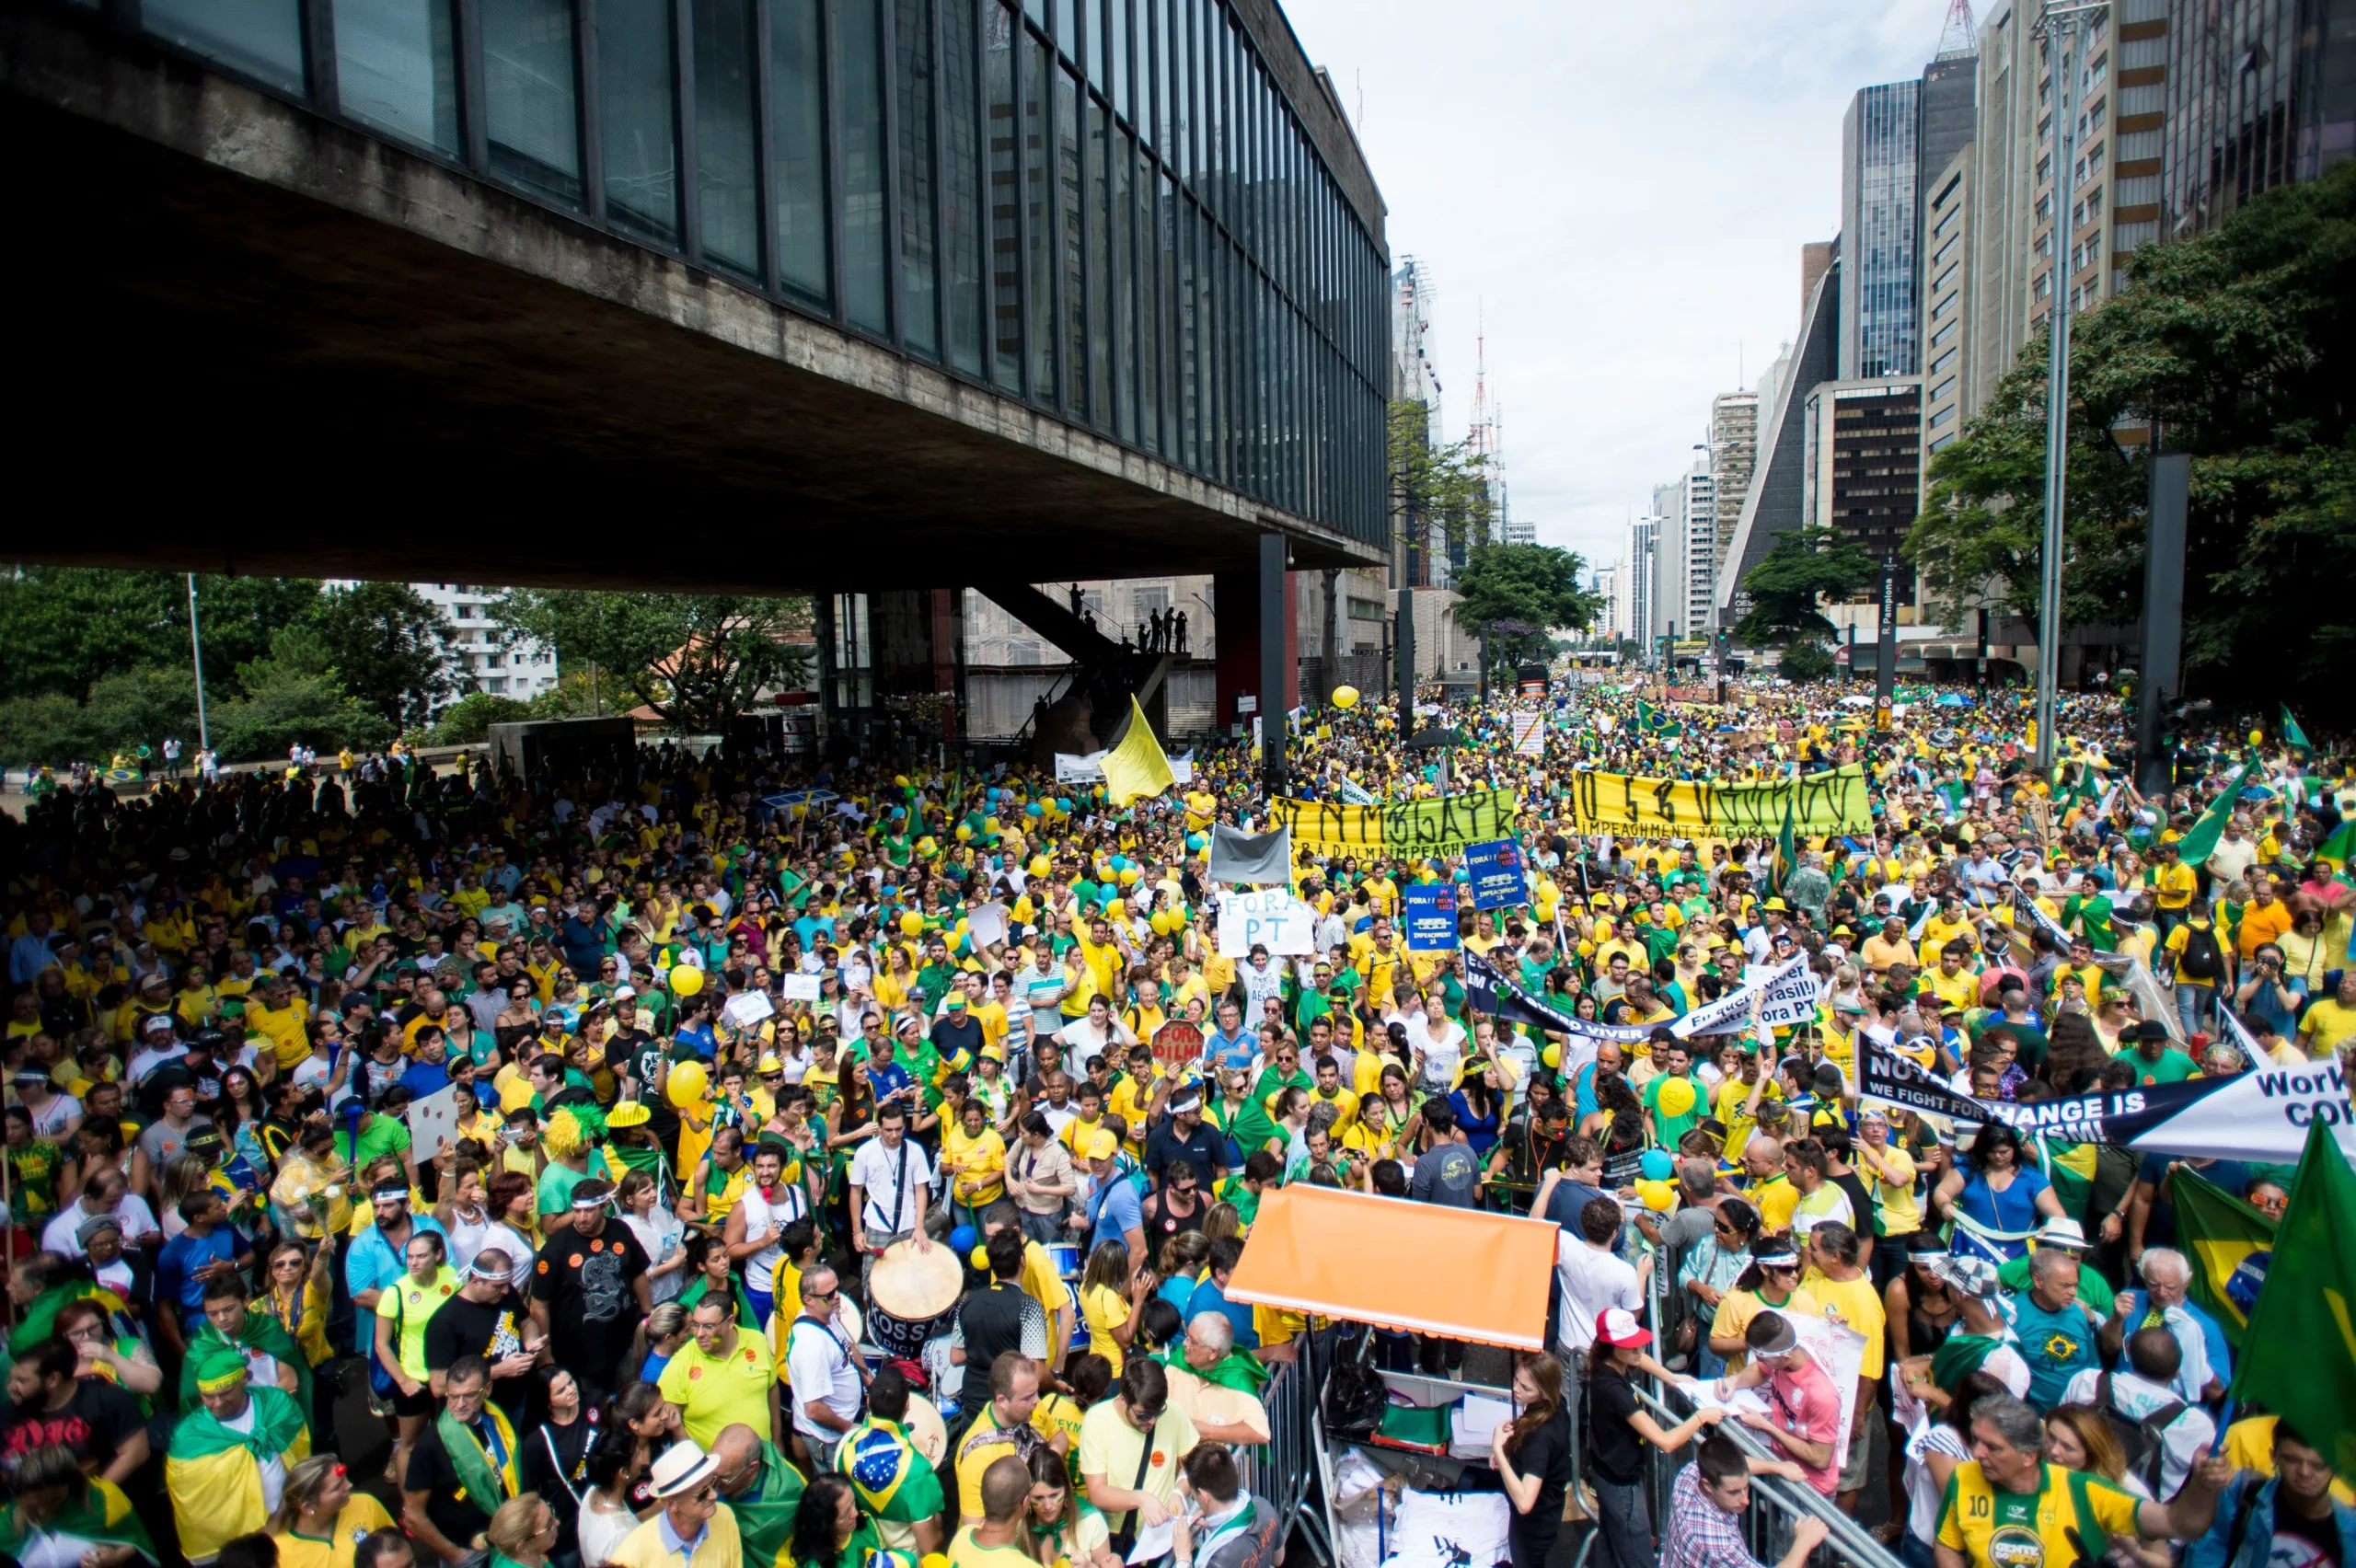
[1841,79,1923,378]
[1919,11,1979,466]
[1800,378,1925,600]
[2161,0,2354,235]
[1624,517,1657,648]
[1709,390,1760,580]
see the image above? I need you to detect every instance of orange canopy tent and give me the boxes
[1221,1187,1560,1351]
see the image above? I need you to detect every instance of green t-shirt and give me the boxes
[536,1150,611,1216]
[1642,1072,1704,1147]
[337,1114,412,1170]
[2124,1048,2200,1085]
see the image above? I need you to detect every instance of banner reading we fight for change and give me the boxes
[1268,788,1520,856]
[1563,765,1873,840]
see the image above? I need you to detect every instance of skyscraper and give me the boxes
[1709,391,1759,582]
[1841,79,1923,379]
[1623,517,1657,648]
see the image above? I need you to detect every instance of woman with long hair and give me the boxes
[789,1473,888,1568]
[1154,1231,1210,1314]
[1583,1069,1651,1190]
[1078,1239,1149,1374]
[573,1428,643,1568]
[2040,1406,2176,1568]
[1677,1198,1759,1378]
[1488,1354,1574,1568]
[268,1452,398,1568]
[493,977,541,1056]
[1555,1319,1725,1568]
[618,1169,689,1303]
[217,1066,271,1173]
[518,1366,599,1558]
[1022,1443,1116,1568]
[613,1381,683,1516]
[1706,1235,1820,1375]
[1448,1059,1507,1158]
[1930,1121,2062,1262]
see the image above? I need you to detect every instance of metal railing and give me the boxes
[1238,1330,1334,1564]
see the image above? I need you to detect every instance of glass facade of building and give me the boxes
[76,0,1388,547]
[1839,78,1921,381]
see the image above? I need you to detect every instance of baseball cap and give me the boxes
[1085,1128,1120,1161]
[946,995,967,1010]
[1594,1308,1652,1351]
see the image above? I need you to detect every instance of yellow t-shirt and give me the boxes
[2222,1415,2356,1503]
[657,1329,779,1450]
[1081,1283,1129,1374]
[1801,1271,1888,1378]
[942,1124,1008,1207]
[1713,1077,1784,1161]
[1936,1461,2142,1568]
[271,1493,398,1568]
[2301,997,2356,1056]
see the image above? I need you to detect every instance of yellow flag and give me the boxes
[1102,697,1175,807]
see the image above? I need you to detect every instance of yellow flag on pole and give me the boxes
[1103,696,1175,807]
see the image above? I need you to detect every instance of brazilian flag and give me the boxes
[2172,1168,2275,1349]
[2231,1117,2356,1483]
[2282,705,2313,754]
[2034,1138,2101,1222]
[1634,698,1682,736]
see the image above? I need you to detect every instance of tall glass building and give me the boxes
[89,0,1390,548]
[1840,78,1922,380]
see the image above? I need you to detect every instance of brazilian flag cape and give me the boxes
[0,1477,155,1565]
[836,1416,945,1528]
[3,1282,133,1371]
[165,1386,312,1560]
[726,1440,810,1568]
[177,1312,313,1412]
[1156,1343,1270,1394]
[677,1271,762,1330]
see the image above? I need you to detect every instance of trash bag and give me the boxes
[1324,1327,1389,1438]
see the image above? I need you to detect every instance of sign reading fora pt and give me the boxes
[1215,889,1317,956]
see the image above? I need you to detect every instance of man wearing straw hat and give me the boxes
[607,1441,742,1568]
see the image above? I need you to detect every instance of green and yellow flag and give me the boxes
[729,1440,810,1568]
[1635,698,1682,736]
[0,1477,153,1566]
[2175,759,2256,868]
[1103,696,1175,807]
[1773,798,1798,895]
[2229,1117,2356,1482]
[2170,1168,2274,1349]
[2281,705,2312,754]
[164,1384,311,1559]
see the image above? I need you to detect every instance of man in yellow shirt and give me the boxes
[2149,841,2198,921]
[2299,972,2356,1058]
[1923,941,1980,1016]
[244,973,313,1071]
[657,1296,781,1449]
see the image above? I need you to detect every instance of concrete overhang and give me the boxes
[0,6,1384,591]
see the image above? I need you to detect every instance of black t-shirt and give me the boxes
[931,1015,986,1061]
[2271,1497,2345,1568]
[519,1410,604,1555]
[1145,1118,1225,1186]
[1831,1171,1877,1238]
[1583,1365,1643,1487]
[0,1380,144,1471]
[530,1223,649,1388]
[1510,1401,1576,1543]
[1140,1189,1208,1241]
[425,1289,532,1418]
[409,1414,508,1548]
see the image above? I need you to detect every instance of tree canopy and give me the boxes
[1906,158,2356,718]
[1452,544,1604,665]
[487,591,813,735]
[1734,526,1877,645]
[1389,400,1497,574]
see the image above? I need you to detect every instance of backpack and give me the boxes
[1322,1325,1388,1438]
[2177,923,2224,982]
[2096,1371,2187,1496]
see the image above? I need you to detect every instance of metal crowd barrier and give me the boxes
[1239,1329,1334,1565]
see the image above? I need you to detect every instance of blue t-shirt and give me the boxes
[156,1228,244,1321]
[1204,1030,1257,1074]
[1087,1173,1144,1255]
[1183,1278,1260,1349]
[2007,1289,2102,1411]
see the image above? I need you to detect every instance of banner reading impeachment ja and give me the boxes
[1564,765,1873,840]
[1269,788,1521,856]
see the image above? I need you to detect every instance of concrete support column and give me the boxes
[1212,540,1299,797]
[1260,533,1290,798]
[2137,455,2189,793]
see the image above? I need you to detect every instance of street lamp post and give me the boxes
[186,573,210,753]
[2032,1,2105,774]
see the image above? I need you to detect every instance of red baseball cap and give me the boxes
[1594,1308,1652,1350]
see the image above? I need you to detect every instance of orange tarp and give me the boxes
[1223,1187,1559,1350]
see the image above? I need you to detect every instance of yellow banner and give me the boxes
[1563,766,1873,841]
[1270,788,1522,857]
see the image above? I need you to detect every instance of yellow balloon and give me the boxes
[665,1059,710,1108]
[1106,899,1126,920]
[1030,856,1051,878]
[1658,1076,1697,1117]
[955,824,974,841]
[2251,729,2267,746]
[669,964,704,997]
[1151,911,1173,936]
[1634,1178,1678,1214]
[1119,866,1141,885]
[956,917,970,933]
[1333,685,1359,709]
[1542,1043,1561,1070]
[901,912,924,936]
[895,774,909,788]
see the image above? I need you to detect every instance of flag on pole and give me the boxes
[2169,1168,2275,1349]
[1101,697,1176,807]
[1773,798,1798,895]
[2281,704,2312,754]
[1936,779,1969,822]
[1635,698,1682,736]
[2228,1116,2356,1482]
[2174,759,2256,869]
[2316,821,2356,871]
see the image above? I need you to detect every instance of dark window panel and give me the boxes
[694,0,761,279]
[1086,98,1111,428]
[1058,65,1084,415]
[840,0,891,332]
[599,0,681,245]
[333,0,461,156]
[481,0,583,206]
[987,5,1024,387]
[896,0,940,357]
[144,0,308,96]
[1025,35,1057,398]
[942,0,986,375]
[771,0,829,306]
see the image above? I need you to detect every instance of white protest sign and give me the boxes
[780,973,824,1002]
[1215,889,1319,957]
[406,1084,465,1157]
[723,990,775,1030]
[1753,955,1822,1031]
[967,902,1010,950]
[1055,752,1108,782]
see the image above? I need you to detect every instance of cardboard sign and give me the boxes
[723,990,775,1030]
[1510,712,1545,756]
[1401,883,1460,951]
[1215,889,1318,956]
[405,1084,464,1157]
[1151,1020,1206,1070]
[780,973,824,1001]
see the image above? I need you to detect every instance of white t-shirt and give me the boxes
[848,1137,934,1238]
[41,1193,159,1256]
[735,1182,803,1282]
[1408,1016,1467,1091]
[2060,1367,2215,1498]
[782,1312,864,1442]
[1555,1235,1641,1354]
[219,1401,287,1511]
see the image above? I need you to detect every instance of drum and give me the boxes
[1044,1241,1081,1279]
[868,1239,963,1357]
[904,1393,949,1465]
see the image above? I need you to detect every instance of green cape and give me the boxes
[724,1440,809,1568]
[0,1477,154,1565]
[167,1383,308,1462]
[178,1312,312,1412]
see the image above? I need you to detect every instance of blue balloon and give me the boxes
[1057,798,1073,813]
[1026,801,1044,817]
[949,1225,978,1256]
[1638,1149,1674,1182]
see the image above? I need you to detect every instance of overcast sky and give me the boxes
[1280,0,1955,573]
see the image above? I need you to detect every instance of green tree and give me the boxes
[213,625,391,761]
[0,569,321,704]
[428,691,533,744]
[1906,158,2356,716]
[1778,640,1837,681]
[309,582,456,731]
[487,591,813,734]
[1389,401,1497,572]
[1734,526,1878,645]
[1451,544,1604,667]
